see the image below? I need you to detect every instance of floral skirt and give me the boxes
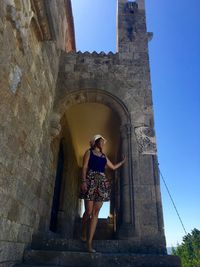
[79,170,111,202]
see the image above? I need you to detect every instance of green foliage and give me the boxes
[172,228,200,267]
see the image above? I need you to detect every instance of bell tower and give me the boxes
[116,0,173,257]
[117,0,152,60]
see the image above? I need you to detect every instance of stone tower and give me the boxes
[115,0,161,241]
[0,0,181,266]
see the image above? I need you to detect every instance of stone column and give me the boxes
[117,123,135,239]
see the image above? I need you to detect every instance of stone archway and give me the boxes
[49,89,135,239]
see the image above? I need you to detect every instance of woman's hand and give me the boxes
[106,154,127,170]
[81,181,87,193]
[80,150,90,193]
[121,155,127,164]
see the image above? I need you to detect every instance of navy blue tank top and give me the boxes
[88,149,107,173]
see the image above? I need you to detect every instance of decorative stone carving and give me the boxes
[73,92,87,104]
[49,113,61,138]
[134,126,157,154]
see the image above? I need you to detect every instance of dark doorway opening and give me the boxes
[50,139,64,232]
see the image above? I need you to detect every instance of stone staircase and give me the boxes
[14,237,181,267]
[73,218,115,240]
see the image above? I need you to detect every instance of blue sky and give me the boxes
[71,0,200,247]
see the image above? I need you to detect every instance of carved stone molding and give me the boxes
[49,113,61,139]
[56,89,131,126]
[134,126,157,154]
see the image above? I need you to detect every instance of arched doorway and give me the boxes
[50,89,133,239]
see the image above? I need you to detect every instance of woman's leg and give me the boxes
[81,200,93,241]
[87,201,103,252]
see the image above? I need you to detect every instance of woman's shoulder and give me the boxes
[84,149,91,156]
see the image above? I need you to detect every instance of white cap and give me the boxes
[90,134,107,146]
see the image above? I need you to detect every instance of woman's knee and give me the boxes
[84,200,94,218]
[85,209,93,218]
[92,205,102,217]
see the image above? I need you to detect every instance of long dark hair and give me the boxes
[91,137,103,153]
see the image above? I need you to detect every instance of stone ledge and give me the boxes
[61,51,119,64]
[31,237,167,255]
[67,51,117,56]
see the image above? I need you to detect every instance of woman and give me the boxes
[79,134,126,253]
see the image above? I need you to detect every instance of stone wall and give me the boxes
[0,0,75,265]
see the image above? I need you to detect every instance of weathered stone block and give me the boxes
[0,241,25,262]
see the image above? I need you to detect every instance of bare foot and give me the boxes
[80,235,87,242]
[87,242,96,253]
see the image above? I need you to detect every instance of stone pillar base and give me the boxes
[117,223,135,239]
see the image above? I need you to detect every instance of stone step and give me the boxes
[31,238,163,254]
[15,266,50,267]
[24,250,101,267]
[15,250,181,267]
[73,218,114,240]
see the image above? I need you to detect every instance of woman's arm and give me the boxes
[106,156,126,170]
[81,150,90,182]
[80,150,90,192]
